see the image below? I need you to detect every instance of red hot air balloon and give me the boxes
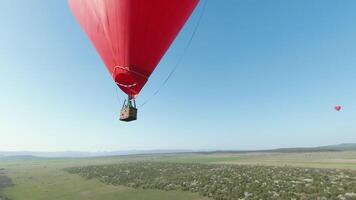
[334,105,341,112]
[68,0,200,121]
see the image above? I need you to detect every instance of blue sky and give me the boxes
[1,0,356,151]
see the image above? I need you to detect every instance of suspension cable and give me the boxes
[139,0,208,107]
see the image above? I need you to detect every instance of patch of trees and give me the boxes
[66,162,356,200]
[0,174,13,200]
[0,175,13,190]
[0,195,10,200]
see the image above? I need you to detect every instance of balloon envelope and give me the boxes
[68,0,200,97]
[334,105,341,111]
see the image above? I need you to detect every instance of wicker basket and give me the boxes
[120,106,137,122]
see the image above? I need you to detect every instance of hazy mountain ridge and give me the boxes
[206,143,356,154]
[0,143,355,159]
[0,150,193,158]
[272,143,356,153]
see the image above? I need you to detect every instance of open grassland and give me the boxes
[0,151,355,200]
[159,151,356,169]
[0,157,208,200]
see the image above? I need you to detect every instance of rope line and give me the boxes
[115,85,125,104]
[139,0,208,107]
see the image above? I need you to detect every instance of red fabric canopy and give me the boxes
[68,0,199,97]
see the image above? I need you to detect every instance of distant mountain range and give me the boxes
[1,143,356,158]
[0,150,192,158]
[205,143,356,154]
[272,143,356,152]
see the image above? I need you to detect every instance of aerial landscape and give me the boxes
[1,144,356,199]
[2,0,356,199]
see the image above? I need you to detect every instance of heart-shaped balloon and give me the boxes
[334,105,341,112]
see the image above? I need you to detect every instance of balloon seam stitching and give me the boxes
[112,66,148,79]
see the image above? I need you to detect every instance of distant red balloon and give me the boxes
[334,105,342,112]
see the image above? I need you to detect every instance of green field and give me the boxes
[0,151,356,200]
[161,151,356,169]
[0,157,208,200]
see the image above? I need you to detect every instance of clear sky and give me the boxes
[1,0,356,152]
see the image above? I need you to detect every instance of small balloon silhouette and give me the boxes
[334,105,341,112]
